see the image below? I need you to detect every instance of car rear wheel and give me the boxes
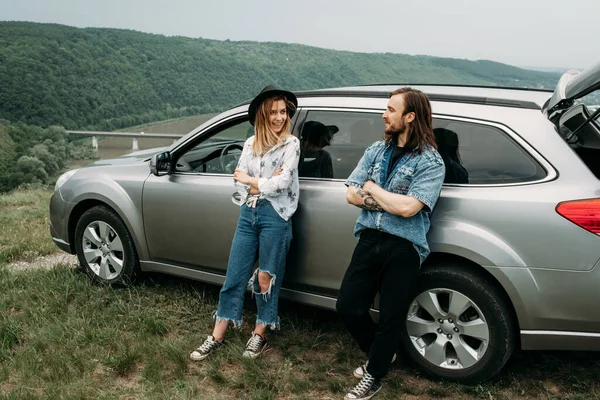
[74,206,139,285]
[401,264,516,383]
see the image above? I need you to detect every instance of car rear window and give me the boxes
[433,119,547,184]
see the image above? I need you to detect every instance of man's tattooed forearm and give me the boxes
[362,197,384,211]
[356,188,384,211]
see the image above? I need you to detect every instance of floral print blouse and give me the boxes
[233,135,301,221]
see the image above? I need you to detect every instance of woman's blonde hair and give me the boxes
[252,96,296,156]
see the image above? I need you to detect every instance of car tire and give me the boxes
[74,205,139,285]
[401,264,516,383]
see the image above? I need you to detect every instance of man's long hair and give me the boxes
[388,88,437,153]
[253,96,295,156]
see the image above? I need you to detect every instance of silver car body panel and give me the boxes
[140,260,340,311]
[50,85,600,353]
[521,330,600,351]
[51,164,152,260]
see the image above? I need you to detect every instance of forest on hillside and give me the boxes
[0,21,562,132]
[1,21,578,193]
[0,120,95,192]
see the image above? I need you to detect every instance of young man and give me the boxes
[337,87,445,400]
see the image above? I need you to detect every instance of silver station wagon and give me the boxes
[50,64,600,383]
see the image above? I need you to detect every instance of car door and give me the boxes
[285,108,386,297]
[142,113,253,271]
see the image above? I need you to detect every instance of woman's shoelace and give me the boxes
[198,338,218,352]
[246,335,263,351]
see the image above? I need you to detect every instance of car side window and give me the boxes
[297,111,384,180]
[433,118,546,184]
[175,118,253,174]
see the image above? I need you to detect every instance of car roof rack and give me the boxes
[357,82,553,93]
[235,84,544,110]
[293,88,542,110]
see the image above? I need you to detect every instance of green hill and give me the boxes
[0,21,561,130]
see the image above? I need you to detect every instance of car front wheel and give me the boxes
[74,205,139,285]
[402,264,516,383]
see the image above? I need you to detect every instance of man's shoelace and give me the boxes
[351,373,375,396]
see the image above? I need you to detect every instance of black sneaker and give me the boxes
[353,353,397,379]
[190,335,224,361]
[345,372,382,400]
[242,333,268,358]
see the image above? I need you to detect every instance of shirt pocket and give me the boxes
[367,162,382,180]
[390,165,415,194]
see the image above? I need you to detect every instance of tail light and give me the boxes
[556,198,600,235]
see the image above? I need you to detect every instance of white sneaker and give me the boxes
[242,333,268,359]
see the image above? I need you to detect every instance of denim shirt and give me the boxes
[233,135,300,221]
[345,140,445,264]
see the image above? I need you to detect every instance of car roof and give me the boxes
[294,84,553,110]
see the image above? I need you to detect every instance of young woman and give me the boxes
[190,86,300,360]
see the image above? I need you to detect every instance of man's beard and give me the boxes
[384,119,407,145]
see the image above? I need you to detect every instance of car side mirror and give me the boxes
[150,151,172,176]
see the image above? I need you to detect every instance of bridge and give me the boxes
[66,130,185,151]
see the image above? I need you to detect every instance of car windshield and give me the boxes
[190,123,251,152]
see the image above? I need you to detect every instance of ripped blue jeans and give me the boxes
[216,200,292,330]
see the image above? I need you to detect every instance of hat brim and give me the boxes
[325,125,339,135]
[248,89,298,126]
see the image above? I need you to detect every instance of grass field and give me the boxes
[1,188,600,399]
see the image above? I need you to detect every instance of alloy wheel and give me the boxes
[81,220,124,281]
[406,288,490,370]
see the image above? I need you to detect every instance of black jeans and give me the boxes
[336,229,421,379]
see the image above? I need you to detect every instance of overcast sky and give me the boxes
[2,0,598,70]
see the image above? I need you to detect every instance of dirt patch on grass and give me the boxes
[7,253,78,271]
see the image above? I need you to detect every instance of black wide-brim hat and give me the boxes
[248,85,298,126]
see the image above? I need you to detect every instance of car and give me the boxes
[49,63,600,383]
